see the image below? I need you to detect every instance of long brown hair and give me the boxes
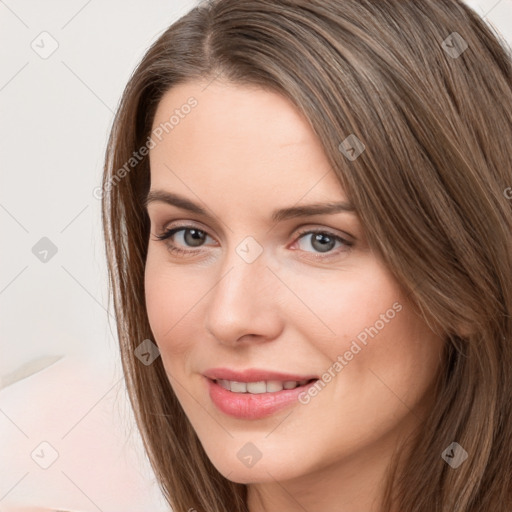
[101,1,512,510]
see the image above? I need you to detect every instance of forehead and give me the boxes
[151,80,313,148]
[149,80,347,209]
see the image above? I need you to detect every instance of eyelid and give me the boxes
[153,219,216,239]
[153,218,355,240]
[152,222,216,245]
[293,224,355,243]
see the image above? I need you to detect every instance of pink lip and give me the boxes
[203,368,319,420]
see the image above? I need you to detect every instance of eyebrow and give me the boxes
[144,190,356,223]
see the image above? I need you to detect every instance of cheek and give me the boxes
[144,252,198,357]
[291,257,404,353]
[297,259,442,398]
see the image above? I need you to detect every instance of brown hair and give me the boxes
[101,1,512,510]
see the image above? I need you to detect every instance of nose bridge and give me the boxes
[204,238,282,343]
[212,239,270,314]
[218,233,270,298]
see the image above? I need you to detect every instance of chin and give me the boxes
[205,446,306,484]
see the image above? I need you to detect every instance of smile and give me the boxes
[215,379,314,393]
[205,376,319,420]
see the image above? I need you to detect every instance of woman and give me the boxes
[101,0,512,510]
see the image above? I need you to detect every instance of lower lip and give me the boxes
[205,377,318,420]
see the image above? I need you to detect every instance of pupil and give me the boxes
[312,233,335,253]
[185,229,205,247]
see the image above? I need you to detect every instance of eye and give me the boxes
[153,226,214,256]
[292,228,353,259]
[152,224,354,260]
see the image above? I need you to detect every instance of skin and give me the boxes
[144,80,445,512]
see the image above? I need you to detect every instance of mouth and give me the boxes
[212,378,318,394]
[204,373,320,420]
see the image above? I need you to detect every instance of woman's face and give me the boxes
[145,80,444,486]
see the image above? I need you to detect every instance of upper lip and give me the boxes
[203,368,319,382]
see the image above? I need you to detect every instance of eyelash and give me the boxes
[153,224,354,261]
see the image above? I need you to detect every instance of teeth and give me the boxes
[217,379,231,391]
[247,381,267,394]
[230,381,248,393]
[216,379,312,394]
[266,380,284,392]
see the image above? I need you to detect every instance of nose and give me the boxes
[204,246,284,346]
